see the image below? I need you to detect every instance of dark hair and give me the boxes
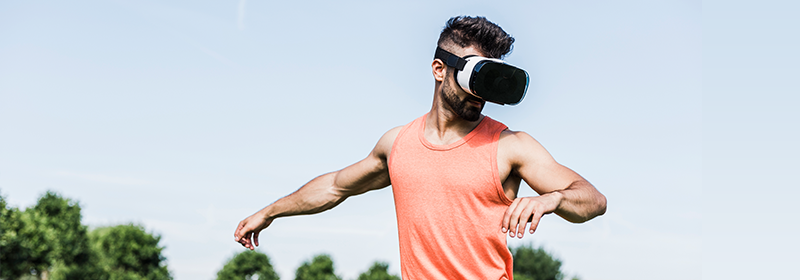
[437,16,515,59]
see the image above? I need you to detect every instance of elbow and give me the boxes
[567,193,607,224]
[582,192,607,222]
[596,193,607,217]
[582,192,608,222]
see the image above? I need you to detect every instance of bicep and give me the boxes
[331,126,401,196]
[332,153,391,196]
[506,132,584,194]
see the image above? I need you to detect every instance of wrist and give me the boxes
[258,206,276,221]
[546,191,564,213]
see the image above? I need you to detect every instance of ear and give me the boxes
[432,58,446,82]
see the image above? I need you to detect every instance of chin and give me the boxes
[462,111,482,121]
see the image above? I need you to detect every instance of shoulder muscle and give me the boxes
[499,130,556,168]
[373,125,404,161]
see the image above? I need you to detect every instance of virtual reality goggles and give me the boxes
[435,47,529,105]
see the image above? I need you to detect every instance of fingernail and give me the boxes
[517,233,523,238]
[501,227,507,232]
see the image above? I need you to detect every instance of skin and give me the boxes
[234,45,607,250]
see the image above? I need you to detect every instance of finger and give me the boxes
[240,231,253,249]
[528,210,544,234]
[514,203,536,238]
[253,231,260,247]
[245,237,253,250]
[238,233,249,247]
[508,199,530,237]
[501,198,521,233]
[244,233,253,250]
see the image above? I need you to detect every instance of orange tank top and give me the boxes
[388,114,514,280]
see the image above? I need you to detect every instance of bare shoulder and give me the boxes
[499,130,546,151]
[498,129,556,167]
[499,129,536,144]
[372,126,404,160]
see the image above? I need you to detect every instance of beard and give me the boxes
[441,77,484,121]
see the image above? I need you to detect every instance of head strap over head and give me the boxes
[434,47,467,71]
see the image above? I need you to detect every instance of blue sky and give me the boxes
[0,1,796,279]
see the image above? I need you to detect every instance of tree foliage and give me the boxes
[0,191,94,279]
[216,250,280,280]
[89,224,172,280]
[0,191,171,280]
[511,244,564,280]
[294,254,341,280]
[0,193,27,279]
[356,261,400,280]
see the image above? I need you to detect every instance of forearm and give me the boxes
[551,179,607,223]
[259,172,347,220]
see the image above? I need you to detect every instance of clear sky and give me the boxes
[0,1,796,280]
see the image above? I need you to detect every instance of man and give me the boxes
[234,16,607,279]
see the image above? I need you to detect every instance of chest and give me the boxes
[388,137,515,208]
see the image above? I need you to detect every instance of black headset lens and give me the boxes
[470,61,528,105]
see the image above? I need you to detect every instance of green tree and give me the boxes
[49,257,108,280]
[89,224,172,280]
[294,254,341,280]
[32,192,93,268]
[511,244,564,280]
[216,250,280,280]
[356,261,400,280]
[0,191,173,280]
[0,193,28,279]
[0,191,96,279]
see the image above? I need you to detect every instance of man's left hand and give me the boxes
[501,192,562,238]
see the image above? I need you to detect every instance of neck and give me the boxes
[425,91,484,145]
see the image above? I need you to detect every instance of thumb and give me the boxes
[234,220,246,241]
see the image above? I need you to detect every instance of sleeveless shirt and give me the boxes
[388,114,515,280]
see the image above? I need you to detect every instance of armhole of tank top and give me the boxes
[492,126,515,206]
[388,120,415,178]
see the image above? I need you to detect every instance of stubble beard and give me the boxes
[442,77,484,122]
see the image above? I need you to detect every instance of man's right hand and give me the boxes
[234,211,273,250]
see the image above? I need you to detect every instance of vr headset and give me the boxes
[435,47,529,105]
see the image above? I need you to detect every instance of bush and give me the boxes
[217,250,280,280]
[511,244,564,280]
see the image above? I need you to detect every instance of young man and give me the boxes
[234,16,606,279]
